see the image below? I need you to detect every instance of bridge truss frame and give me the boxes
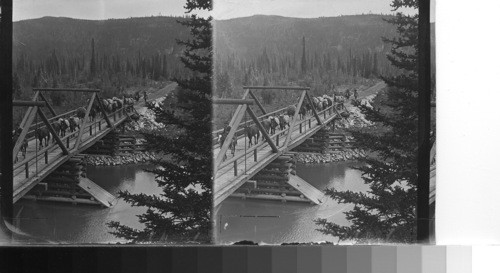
[11,88,135,203]
[213,86,348,206]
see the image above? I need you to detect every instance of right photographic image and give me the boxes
[212,0,435,244]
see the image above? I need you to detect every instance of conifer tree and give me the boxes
[315,0,420,243]
[108,0,212,243]
[301,36,307,73]
[90,38,96,77]
[372,52,379,76]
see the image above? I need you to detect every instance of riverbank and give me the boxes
[83,151,159,166]
[295,148,366,164]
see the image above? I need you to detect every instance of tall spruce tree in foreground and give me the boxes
[315,0,419,243]
[108,0,212,243]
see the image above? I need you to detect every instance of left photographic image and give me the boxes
[1,0,212,244]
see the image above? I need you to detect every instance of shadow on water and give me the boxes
[217,161,368,244]
[7,164,161,244]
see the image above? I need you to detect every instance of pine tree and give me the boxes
[90,38,96,77]
[301,36,307,74]
[315,0,419,244]
[372,52,379,76]
[215,71,231,98]
[107,0,212,243]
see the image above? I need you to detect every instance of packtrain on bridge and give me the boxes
[213,86,350,207]
[10,88,138,207]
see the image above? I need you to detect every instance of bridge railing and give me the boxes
[216,103,341,178]
[212,101,346,148]
[217,124,290,173]
[12,104,133,183]
[213,105,299,148]
[22,109,79,142]
[21,101,135,144]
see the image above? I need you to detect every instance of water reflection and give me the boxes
[9,164,160,244]
[216,162,368,244]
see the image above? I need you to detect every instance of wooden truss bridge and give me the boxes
[213,86,349,207]
[11,88,136,206]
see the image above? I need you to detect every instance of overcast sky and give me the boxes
[14,0,190,21]
[214,0,425,20]
[14,0,433,22]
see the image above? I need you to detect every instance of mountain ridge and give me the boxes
[13,16,190,63]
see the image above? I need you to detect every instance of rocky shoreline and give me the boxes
[295,148,366,164]
[83,151,159,166]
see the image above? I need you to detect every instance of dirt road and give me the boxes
[135,82,178,115]
[358,81,387,99]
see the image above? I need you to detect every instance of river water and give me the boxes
[215,161,368,244]
[6,162,367,244]
[11,164,160,244]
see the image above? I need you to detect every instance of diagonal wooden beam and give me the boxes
[95,94,114,130]
[227,89,250,126]
[248,90,267,115]
[74,93,96,150]
[246,107,279,153]
[19,91,40,129]
[283,90,306,148]
[38,92,57,117]
[13,106,38,161]
[305,91,323,125]
[37,108,69,155]
[215,104,248,171]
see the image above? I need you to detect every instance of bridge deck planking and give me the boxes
[214,110,338,206]
[12,111,130,202]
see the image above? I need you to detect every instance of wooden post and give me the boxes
[74,93,96,150]
[44,151,48,164]
[234,160,238,176]
[276,135,280,146]
[67,137,70,148]
[254,149,257,162]
[299,123,302,133]
[122,96,126,118]
[283,91,306,148]
[309,119,311,128]
[25,162,29,178]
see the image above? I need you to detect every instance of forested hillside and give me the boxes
[12,16,190,125]
[213,14,399,128]
[13,16,190,97]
